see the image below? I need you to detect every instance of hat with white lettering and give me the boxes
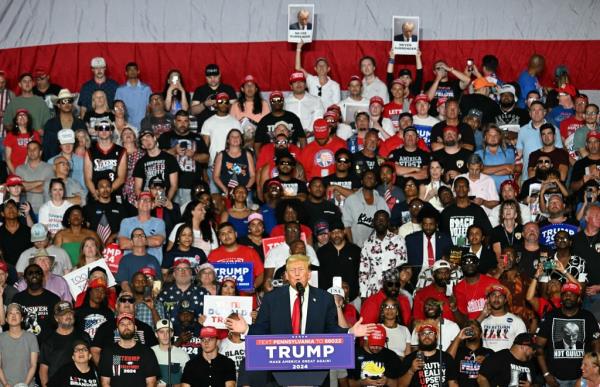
[431,260,451,272]
[54,300,74,316]
[367,325,387,347]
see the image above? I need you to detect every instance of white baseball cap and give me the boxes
[91,57,106,68]
[58,128,75,145]
[432,260,451,272]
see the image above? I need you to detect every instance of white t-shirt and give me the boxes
[38,200,73,236]
[383,325,412,358]
[362,77,389,103]
[410,319,461,351]
[264,242,319,271]
[151,345,190,386]
[219,337,245,374]
[200,114,242,165]
[481,312,527,352]
[338,96,369,124]
[371,117,396,140]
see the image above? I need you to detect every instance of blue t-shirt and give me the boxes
[116,253,162,283]
[476,147,516,191]
[119,216,166,264]
[547,106,574,128]
[259,204,277,234]
[517,70,540,109]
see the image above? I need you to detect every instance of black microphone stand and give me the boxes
[296,282,304,334]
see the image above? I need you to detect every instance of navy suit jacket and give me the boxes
[249,285,346,335]
[405,231,453,285]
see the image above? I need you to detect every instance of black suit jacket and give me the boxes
[249,285,346,335]
[394,34,418,42]
[405,231,453,285]
[290,22,312,30]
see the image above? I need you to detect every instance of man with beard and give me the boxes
[536,282,600,386]
[173,300,203,359]
[454,254,499,324]
[537,193,579,249]
[447,321,494,387]
[493,84,529,133]
[359,211,407,298]
[388,126,429,184]
[412,260,458,323]
[317,221,361,302]
[440,177,492,247]
[478,333,540,386]
[256,121,303,171]
[360,268,412,327]
[130,271,165,328]
[254,91,305,152]
[304,177,342,226]
[519,154,553,205]
[99,313,160,386]
[140,93,174,137]
[263,149,308,201]
[342,170,389,246]
[431,98,475,151]
[527,123,569,182]
[348,325,402,386]
[12,263,60,341]
[571,131,600,192]
[323,147,361,207]
[478,284,527,352]
[400,324,459,386]
[75,275,115,340]
[432,126,473,183]
[39,301,91,387]
[299,118,346,180]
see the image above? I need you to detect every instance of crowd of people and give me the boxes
[0,42,597,387]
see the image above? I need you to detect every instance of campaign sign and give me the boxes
[213,262,254,291]
[63,259,117,299]
[392,16,420,55]
[102,243,123,273]
[539,223,578,249]
[245,334,355,371]
[204,295,253,329]
[288,4,315,43]
[262,233,307,257]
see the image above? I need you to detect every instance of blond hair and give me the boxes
[285,254,310,271]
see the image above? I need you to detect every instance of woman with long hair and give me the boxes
[378,297,411,359]
[5,110,41,173]
[75,237,104,269]
[83,90,114,139]
[220,185,252,238]
[74,129,91,158]
[54,206,102,266]
[167,200,218,257]
[490,199,523,258]
[162,223,207,281]
[38,179,73,236]
[112,99,136,144]
[213,129,255,194]
[230,75,269,124]
[419,160,448,212]
[120,126,145,205]
[162,69,189,114]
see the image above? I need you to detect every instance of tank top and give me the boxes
[227,214,249,238]
[218,150,251,189]
[88,142,125,182]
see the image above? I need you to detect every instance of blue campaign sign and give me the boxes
[245,334,355,371]
[213,262,254,291]
[539,223,579,249]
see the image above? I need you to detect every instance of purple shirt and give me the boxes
[15,273,73,302]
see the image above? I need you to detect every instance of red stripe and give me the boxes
[0,40,599,93]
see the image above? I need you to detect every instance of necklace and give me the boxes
[504,226,515,246]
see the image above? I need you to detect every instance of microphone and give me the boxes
[295,282,305,295]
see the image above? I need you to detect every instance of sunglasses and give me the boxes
[275,140,288,145]
[216,99,229,105]
[270,97,284,103]
[384,304,397,309]
[59,98,74,105]
[95,124,112,131]
[118,297,135,304]
[386,281,400,288]
[336,158,350,164]
[537,160,551,164]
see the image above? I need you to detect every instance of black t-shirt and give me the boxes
[352,152,379,175]
[48,362,100,387]
[264,176,308,198]
[440,203,492,247]
[489,224,524,253]
[317,242,361,301]
[40,329,92,379]
[398,350,458,387]
[33,84,63,99]
[454,344,494,387]
[92,318,158,350]
[571,157,600,185]
[388,147,430,169]
[83,200,136,238]
[494,107,530,131]
[459,94,502,125]
[83,111,115,131]
[424,79,462,115]
[0,223,32,265]
[75,304,115,340]
[132,150,180,192]
[12,289,60,341]
[538,308,600,380]
[303,199,343,227]
[347,345,402,383]
[322,173,361,194]
[98,342,160,387]
[572,230,600,285]
[191,83,237,129]
[255,111,305,144]
[140,114,174,137]
[432,148,473,176]
[478,348,538,387]
[518,247,552,279]
[180,353,236,387]
[430,122,475,148]
[162,246,207,270]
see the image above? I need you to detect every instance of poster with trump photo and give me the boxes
[288,4,315,43]
[393,16,419,55]
[204,295,253,329]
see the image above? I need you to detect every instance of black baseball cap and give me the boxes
[205,64,220,76]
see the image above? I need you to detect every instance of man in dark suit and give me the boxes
[393,21,418,42]
[405,206,453,287]
[289,9,312,30]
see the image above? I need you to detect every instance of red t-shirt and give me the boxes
[256,143,302,170]
[536,296,562,318]
[299,136,347,180]
[412,284,456,322]
[343,303,359,327]
[454,275,499,319]
[207,245,264,279]
[269,224,313,246]
[560,116,584,140]
[5,131,41,169]
[360,290,411,327]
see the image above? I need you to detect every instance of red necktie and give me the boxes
[291,292,301,334]
[427,236,435,266]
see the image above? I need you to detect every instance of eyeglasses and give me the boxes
[336,158,350,164]
[537,160,551,165]
[118,297,135,304]
[270,97,284,104]
[385,281,400,288]
[555,236,570,242]
[275,140,288,145]
[74,346,89,353]
[59,98,74,105]
[384,304,397,309]
[586,112,599,116]
[419,331,436,337]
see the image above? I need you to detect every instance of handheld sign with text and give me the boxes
[245,334,355,371]
[262,233,308,257]
[288,4,315,43]
[102,243,123,274]
[204,295,253,329]
[63,259,117,299]
[392,16,420,55]
[213,262,254,291]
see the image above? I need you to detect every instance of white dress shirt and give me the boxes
[284,92,325,134]
[306,74,341,108]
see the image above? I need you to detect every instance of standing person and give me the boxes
[43,89,86,160]
[379,298,412,359]
[284,71,325,139]
[254,91,305,153]
[295,42,341,107]
[0,198,33,263]
[14,249,72,301]
[359,56,389,103]
[74,275,115,340]
[115,228,161,293]
[53,205,101,266]
[213,129,255,194]
[454,253,499,322]
[49,128,86,193]
[447,322,494,387]
[48,340,100,387]
[98,313,160,386]
[517,54,545,108]
[161,225,208,277]
[180,327,236,387]
[0,303,39,387]
[190,64,237,130]
[78,57,119,119]
[120,126,144,205]
[3,73,51,133]
[5,109,41,173]
[152,319,190,387]
[114,62,152,129]
[339,75,370,124]
[134,128,179,200]
[38,178,73,236]
[298,118,346,180]
[476,124,516,191]
[163,70,189,114]
[229,74,270,125]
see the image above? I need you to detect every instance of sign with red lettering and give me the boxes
[262,233,307,257]
[102,243,124,273]
[204,295,253,329]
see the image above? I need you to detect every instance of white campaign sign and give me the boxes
[204,295,253,329]
[63,259,116,299]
